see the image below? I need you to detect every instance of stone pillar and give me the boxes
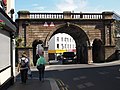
[29,49,34,66]
[102,12,114,19]
[88,47,93,64]
[44,47,49,62]
[63,11,71,19]
[17,11,30,19]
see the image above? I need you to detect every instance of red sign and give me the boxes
[2,0,7,6]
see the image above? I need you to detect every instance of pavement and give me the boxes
[7,78,60,90]
[7,66,60,90]
[7,59,120,90]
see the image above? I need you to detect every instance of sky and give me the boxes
[15,0,120,14]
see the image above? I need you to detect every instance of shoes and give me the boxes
[41,78,44,82]
[39,78,44,82]
[39,78,41,81]
[21,82,26,84]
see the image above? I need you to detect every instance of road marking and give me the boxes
[77,84,86,89]
[55,79,69,90]
[84,82,94,87]
[79,76,87,79]
[73,77,80,81]
[115,76,120,79]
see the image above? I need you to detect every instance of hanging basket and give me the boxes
[0,20,5,29]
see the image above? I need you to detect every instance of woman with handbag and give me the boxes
[36,51,46,81]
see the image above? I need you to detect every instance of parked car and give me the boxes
[62,52,77,64]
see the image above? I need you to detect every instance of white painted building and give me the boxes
[7,0,15,21]
[0,0,16,89]
[48,33,76,60]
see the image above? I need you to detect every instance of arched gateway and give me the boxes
[45,23,90,64]
[16,11,120,65]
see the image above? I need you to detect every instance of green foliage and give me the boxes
[0,20,5,29]
[15,37,24,47]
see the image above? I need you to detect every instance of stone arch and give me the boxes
[44,23,90,46]
[44,23,90,64]
[32,39,43,66]
[92,38,105,63]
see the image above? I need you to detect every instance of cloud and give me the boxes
[76,0,88,11]
[30,5,45,11]
[33,6,45,11]
[55,0,113,13]
[56,0,88,12]
[29,3,45,12]
[32,4,39,7]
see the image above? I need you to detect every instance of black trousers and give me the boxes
[37,65,45,81]
[20,69,28,83]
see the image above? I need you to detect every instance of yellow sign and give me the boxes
[48,49,67,53]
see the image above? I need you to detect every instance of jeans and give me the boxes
[20,69,28,83]
[37,65,45,81]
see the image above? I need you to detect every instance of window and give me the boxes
[70,44,71,48]
[70,38,71,42]
[57,44,59,49]
[65,44,66,48]
[64,37,67,42]
[73,44,74,48]
[67,38,69,42]
[61,44,64,49]
[61,37,63,42]
[57,37,59,42]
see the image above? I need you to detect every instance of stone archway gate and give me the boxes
[15,11,120,64]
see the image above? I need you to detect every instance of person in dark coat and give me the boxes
[17,52,30,83]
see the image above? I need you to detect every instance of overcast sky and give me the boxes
[15,0,120,14]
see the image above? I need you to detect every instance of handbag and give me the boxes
[28,69,31,75]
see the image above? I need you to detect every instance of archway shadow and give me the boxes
[32,39,43,66]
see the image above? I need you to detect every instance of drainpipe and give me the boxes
[10,33,15,85]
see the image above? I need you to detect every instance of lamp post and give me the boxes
[22,21,29,47]
[9,9,14,20]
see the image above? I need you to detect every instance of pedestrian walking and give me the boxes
[36,51,46,82]
[17,52,30,83]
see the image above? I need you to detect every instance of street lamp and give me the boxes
[22,21,29,47]
[43,22,55,28]
[50,22,55,27]
[9,9,14,20]
[43,22,48,27]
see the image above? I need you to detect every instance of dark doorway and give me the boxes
[32,39,43,66]
[76,43,88,64]
[92,38,105,63]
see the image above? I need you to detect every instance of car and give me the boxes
[62,52,77,64]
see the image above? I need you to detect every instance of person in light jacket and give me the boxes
[36,51,46,81]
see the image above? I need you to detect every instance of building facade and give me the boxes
[16,11,120,65]
[0,0,16,89]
